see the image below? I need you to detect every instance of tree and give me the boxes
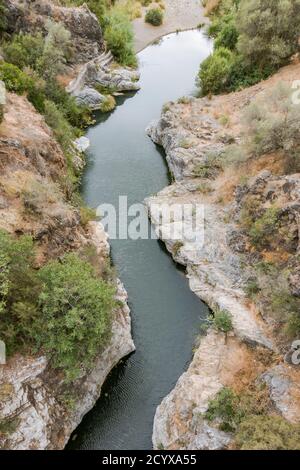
[237,0,300,68]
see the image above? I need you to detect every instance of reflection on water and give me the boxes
[68,30,212,450]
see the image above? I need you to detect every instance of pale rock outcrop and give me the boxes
[0,81,5,122]
[146,73,300,448]
[0,222,135,450]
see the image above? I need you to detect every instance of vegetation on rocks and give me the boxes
[0,230,115,381]
[212,308,233,333]
[199,0,300,95]
[145,8,164,26]
[205,385,300,449]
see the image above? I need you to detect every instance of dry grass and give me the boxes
[203,0,221,15]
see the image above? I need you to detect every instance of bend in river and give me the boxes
[69,30,212,450]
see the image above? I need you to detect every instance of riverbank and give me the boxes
[146,62,300,449]
[0,0,136,449]
[133,0,208,52]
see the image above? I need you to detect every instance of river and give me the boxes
[68,29,212,450]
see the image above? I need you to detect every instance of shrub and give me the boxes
[249,207,280,248]
[226,56,274,91]
[235,415,300,450]
[145,8,164,26]
[0,230,115,380]
[206,386,300,449]
[198,47,234,95]
[213,308,233,333]
[0,0,7,37]
[2,33,44,70]
[36,254,115,380]
[100,94,116,113]
[104,11,137,67]
[205,387,240,432]
[80,206,97,227]
[237,0,300,69]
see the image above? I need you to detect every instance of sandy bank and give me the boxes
[133,0,208,52]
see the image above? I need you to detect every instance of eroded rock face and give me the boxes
[262,365,300,424]
[4,0,104,62]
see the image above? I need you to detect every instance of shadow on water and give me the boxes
[68,30,213,450]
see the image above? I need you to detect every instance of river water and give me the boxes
[69,29,212,450]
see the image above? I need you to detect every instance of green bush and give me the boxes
[198,47,234,95]
[80,206,97,227]
[145,8,164,26]
[235,415,300,450]
[204,384,300,449]
[104,11,137,67]
[214,22,238,50]
[213,308,233,333]
[36,254,115,380]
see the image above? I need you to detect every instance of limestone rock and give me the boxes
[73,86,106,110]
